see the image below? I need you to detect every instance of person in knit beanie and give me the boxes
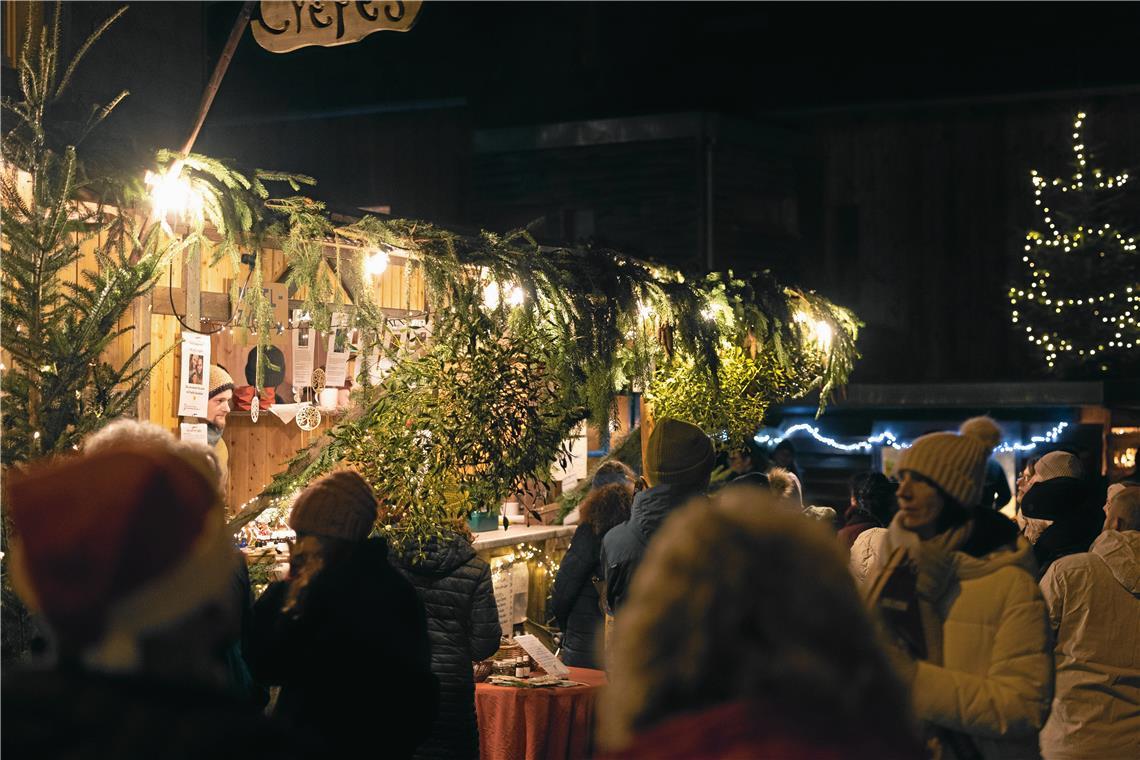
[194,364,235,489]
[249,470,437,759]
[862,417,1052,759]
[601,418,714,612]
[1018,450,1102,578]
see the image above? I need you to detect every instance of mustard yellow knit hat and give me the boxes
[896,416,1003,506]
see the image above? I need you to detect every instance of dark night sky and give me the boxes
[205,1,1140,127]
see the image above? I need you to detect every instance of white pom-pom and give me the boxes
[959,416,1002,451]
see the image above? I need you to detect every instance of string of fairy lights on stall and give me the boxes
[755,421,1070,454]
[1008,112,1138,370]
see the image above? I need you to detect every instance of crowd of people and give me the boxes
[2,414,1138,759]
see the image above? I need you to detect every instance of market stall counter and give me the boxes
[476,667,606,760]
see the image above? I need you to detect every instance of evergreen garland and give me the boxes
[1,4,863,552]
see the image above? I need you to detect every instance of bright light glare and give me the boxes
[364,248,390,277]
[482,281,525,309]
[144,162,202,228]
[483,281,500,309]
[795,310,833,351]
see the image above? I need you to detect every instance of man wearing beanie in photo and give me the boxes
[602,418,715,612]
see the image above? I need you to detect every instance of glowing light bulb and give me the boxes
[144,162,203,229]
[364,248,390,278]
[482,281,500,309]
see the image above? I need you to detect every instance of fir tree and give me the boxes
[0,5,177,465]
[1009,112,1139,375]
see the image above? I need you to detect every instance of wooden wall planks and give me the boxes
[47,218,430,511]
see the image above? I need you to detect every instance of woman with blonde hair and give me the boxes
[598,487,920,759]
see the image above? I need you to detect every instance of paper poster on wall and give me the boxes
[324,313,350,387]
[177,331,211,418]
[510,562,529,626]
[549,421,589,491]
[291,309,314,387]
[179,422,208,446]
[494,572,512,636]
[359,347,393,386]
[492,561,531,636]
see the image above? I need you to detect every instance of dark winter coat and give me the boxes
[2,665,317,759]
[1021,477,1103,579]
[550,523,606,668]
[838,506,883,549]
[602,483,704,612]
[249,537,437,760]
[223,549,268,709]
[393,531,501,760]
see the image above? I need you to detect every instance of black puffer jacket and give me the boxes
[394,531,501,760]
[249,538,437,759]
[550,523,604,668]
[601,483,704,612]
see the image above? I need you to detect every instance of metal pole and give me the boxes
[180,1,256,155]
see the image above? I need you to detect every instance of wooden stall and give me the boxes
[88,223,427,513]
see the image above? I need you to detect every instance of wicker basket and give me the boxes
[493,641,523,662]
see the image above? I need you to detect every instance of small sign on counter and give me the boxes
[514,634,570,677]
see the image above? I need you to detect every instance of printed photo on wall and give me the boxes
[187,353,204,385]
[324,313,350,387]
[177,331,211,418]
[291,309,315,388]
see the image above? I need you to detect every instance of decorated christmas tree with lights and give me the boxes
[1009,112,1139,375]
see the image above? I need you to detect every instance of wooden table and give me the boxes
[475,667,606,760]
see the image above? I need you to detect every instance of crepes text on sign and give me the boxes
[252,1,422,53]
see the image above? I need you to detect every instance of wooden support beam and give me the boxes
[185,248,201,328]
[152,287,233,321]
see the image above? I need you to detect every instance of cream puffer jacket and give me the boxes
[864,513,1054,760]
[1038,530,1140,760]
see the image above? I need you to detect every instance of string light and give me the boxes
[756,421,1069,455]
[490,543,561,594]
[1010,113,1139,369]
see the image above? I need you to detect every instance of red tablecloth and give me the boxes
[476,666,607,760]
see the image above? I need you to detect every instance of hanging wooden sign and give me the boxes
[252,1,422,53]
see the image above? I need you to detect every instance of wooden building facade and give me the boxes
[76,223,427,513]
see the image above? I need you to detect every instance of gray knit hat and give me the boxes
[896,417,1003,507]
[288,470,378,541]
[1030,451,1083,488]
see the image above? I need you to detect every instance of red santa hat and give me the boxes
[6,446,233,669]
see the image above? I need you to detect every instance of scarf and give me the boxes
[885,514,973,667]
